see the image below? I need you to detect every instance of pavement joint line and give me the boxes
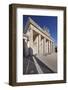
[33,56,43,74]
[25,59,30,74]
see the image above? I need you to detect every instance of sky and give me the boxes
[23,15,57,45]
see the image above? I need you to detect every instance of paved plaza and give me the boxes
[36,52,57,72]
[23,52,57,75]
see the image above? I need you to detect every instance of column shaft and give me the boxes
[50,41,52,53]
[38,34,41,54]
[51,41,53,53]
[52,42,55,53]
[29,30,33,55]
[37,36,39,54]
[48,40,50,54]
[43,38,46,55]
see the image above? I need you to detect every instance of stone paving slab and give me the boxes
[36,53,57,72]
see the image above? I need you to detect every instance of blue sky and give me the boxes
[23,15,57,45]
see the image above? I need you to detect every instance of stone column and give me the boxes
[50,41,52,53]
[37,35,39,54]
[48,40,50,54]
[41,39,43,55]
[37,36,39,54]
[42,38,44,55]
[29,29,33,55]
[52,42,53,53]
[46,40,48,54]
[43,38,46,55]
[52,42,55,53]
[38,34,41,54]
[53,44,55,52]
[52,45,54,52]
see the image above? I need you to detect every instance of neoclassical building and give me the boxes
[23,17,55,57]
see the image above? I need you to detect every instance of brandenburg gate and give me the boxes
[23,17,55,56]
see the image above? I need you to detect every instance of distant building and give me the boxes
[23,17,55,56]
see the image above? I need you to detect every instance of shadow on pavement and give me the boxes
[33,55,54,73]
